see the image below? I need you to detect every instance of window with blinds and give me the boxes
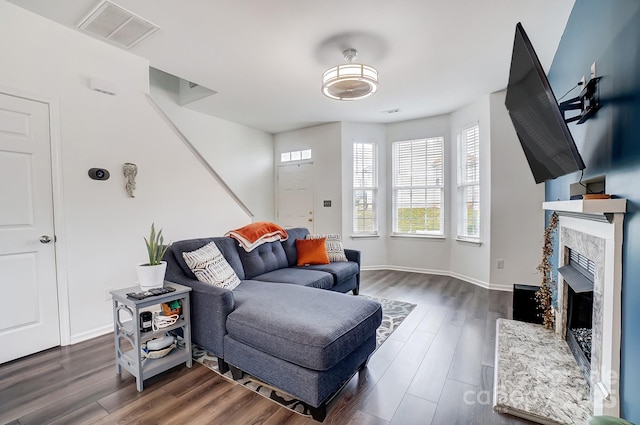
[392,137,444,236]
[353,142,378,234]
[457,124,480,239]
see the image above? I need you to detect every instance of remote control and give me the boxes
[126,286,176,300]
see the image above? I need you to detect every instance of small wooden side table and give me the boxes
[110,283,192,391]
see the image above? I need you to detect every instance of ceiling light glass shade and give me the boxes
[321,63,379,100]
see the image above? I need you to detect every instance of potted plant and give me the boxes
[137,223,171,290]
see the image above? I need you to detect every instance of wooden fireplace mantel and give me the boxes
[543,199,626,214]
[543,199,627,223]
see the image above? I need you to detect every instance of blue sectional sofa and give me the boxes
[163,227,382,421]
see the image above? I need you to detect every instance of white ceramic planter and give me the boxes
[136,261,167,290]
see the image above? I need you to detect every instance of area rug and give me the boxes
[192,295,416,417]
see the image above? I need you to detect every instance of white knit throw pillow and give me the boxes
[182,242,241,289]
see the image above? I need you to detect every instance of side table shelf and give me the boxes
[110,282,192,391]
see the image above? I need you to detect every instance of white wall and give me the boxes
[340,122,388,267]
[149,68,275,222]
[0,2,251,342]
[274,123,343,234]
[449,95,492,287]
[489,91,544,289]
[385,114,452,273]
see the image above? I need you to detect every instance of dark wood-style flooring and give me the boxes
[1,270,538,425]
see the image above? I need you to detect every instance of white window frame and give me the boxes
[353,142,378,235]
[280,149,312,163]
[392,137,445,237]
[456,124,480,241]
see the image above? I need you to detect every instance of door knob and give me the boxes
[39,235,52,244]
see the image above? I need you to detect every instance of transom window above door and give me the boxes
[280,149,312,163]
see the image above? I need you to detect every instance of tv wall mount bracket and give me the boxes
[559,76,601,125]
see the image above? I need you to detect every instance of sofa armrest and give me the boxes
[344,249,361,294]
[167,277,234,358]
[344,248,360,266]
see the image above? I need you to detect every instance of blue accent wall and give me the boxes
[546,0,640,419]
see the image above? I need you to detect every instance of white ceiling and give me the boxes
[9,0,575,134]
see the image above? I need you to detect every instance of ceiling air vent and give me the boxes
[78,0,159,49]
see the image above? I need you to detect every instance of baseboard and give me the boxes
[362,265,511,292]
[487,282,515,292]
[448,271,490,289]
[68,324,113,345]
[361,265,394,272]
[366,265,450,277]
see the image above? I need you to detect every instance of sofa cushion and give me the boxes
[297,261,359,286]
[295,238,330,266]
[223,333,376,408]
[228,281,382,371]
[251,268,334,289]
[170,237,245,280]
[182,242,241,290]
[281,227,310,266]
[306,234,348,262]
[237,239,289,279]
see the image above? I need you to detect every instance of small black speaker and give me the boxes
[513,284,543,324]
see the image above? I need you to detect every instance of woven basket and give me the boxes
[141,343,176,359]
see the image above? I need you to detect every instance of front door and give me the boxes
[277,163,314,231]
[0,92,59,363]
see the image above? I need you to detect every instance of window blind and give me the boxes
[457,124,480,239]
[353,143,377,233]
[392,137,444,235]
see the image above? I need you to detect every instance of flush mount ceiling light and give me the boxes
[321,48,378,101]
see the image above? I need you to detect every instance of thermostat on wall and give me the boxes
[88,168,110,180]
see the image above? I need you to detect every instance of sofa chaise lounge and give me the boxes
[163,227,382,420]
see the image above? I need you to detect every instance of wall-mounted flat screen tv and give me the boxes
[505,22,585,184]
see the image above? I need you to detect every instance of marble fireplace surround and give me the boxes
[547,199,626,417]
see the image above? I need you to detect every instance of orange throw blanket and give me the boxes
[225,222,288,252]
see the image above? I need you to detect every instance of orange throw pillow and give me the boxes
[296,238,330,266]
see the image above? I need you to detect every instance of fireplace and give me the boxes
[562,248,595,384]
[566,289,593,377]
[549,199,626,417]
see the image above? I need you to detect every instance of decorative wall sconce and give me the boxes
[123,163,137,197]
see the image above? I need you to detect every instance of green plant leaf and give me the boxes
[143,223,171,266]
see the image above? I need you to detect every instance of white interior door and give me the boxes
[0,92,59,363]
[277,163,314,231]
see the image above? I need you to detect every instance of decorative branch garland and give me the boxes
[536,211,559,330]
